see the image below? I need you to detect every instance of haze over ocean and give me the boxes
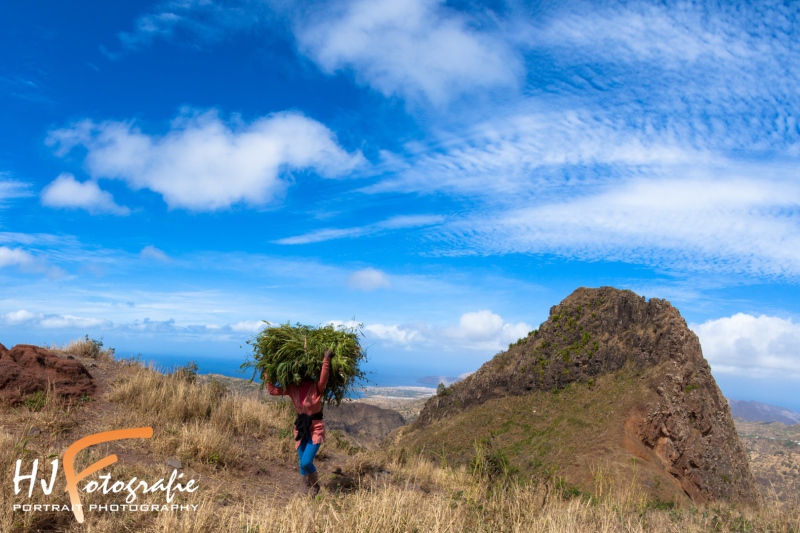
[2,1,800,412]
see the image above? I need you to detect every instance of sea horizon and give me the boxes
[118,351,465,389]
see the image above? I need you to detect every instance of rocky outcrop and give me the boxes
[413,287,757,503]
[326,402,405,447]
[0,344,96,404]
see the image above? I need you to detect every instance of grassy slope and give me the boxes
[392,362,696,505]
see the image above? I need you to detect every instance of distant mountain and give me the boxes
[728,399,800,425]
[417,373,473,386]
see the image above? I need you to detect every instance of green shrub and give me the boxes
[173,361,199,383]
[23,391,47,412]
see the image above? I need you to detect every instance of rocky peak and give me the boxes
[413,286,757,503]
[418,287,697,423]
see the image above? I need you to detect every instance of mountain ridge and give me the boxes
[728,398,800,425]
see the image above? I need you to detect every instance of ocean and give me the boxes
[117,352,467,389]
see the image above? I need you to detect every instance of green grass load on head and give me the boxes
[241,322,368,406]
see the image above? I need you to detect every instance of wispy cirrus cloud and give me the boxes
[107,0,264,55]
[527,1,800,151]
[366,110,713,198]
[0,175,31,205]
[275,214,443,244]
[48,109,363,211]
[437,170,800,278]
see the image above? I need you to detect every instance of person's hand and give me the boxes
[323,349,333,361]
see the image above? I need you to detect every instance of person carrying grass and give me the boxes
[265,348,332,496]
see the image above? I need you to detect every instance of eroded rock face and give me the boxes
[638,366,756,502]
[0,344,96,404]
[415,286,757,503]
[326,402,405,447]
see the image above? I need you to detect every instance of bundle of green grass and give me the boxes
[242,322,367,405]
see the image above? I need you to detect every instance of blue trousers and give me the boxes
[297,436,321,476]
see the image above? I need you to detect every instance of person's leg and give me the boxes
[299,441,322,495]
[299,441,321,475]
[296,438,310,493]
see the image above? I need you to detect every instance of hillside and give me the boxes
[1,337,798,532]
[393,287,758,504]
[734,418,800,502]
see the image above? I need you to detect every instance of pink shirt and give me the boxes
[267,358,330,448]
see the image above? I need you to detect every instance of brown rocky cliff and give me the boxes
[414,286,757,503]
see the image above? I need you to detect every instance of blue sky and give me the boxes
[2,0,800,408]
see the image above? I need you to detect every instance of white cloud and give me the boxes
[276,227,369,245]
[140,245,169,262]
[1,310,39,325]
[0,245,63,278]
[0,308,266,337]
[110,0,520,105]
[500,321,534,344]
[363,323,420,344]
[293,0,521,105]
[440,172,800,278]
[41,173,130,215]
[362,310,531,352]
[39,315,112,329]
[47,110,363,211]
[453,310,531,347]
[457,310,504,341]
[694,314,800,380]
[275,214,443,245]
[346,267,391,291]
[0,309,111,329]
[0,246,34,269]
[229,320,266,333]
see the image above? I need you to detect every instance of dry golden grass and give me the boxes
[46,335,116,362]
[12,456,788,533]
[104,360,296,468]
[2,346,799,532]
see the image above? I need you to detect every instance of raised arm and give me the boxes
[317,350,332,393]
[263,371,286,396]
